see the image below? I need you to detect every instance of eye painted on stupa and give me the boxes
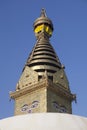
[31,101,39,108]
[52,101,59,109]
[21,101,39,113]
[21,104,28,112]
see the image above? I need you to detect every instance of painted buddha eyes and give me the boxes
[21,104,28,112]
[21,101,39,113]
[52,101,67,113]
[31,101,39,108]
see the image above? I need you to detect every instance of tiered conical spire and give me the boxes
[26,9,62,77]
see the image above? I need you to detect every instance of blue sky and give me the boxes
[0,0,87,119]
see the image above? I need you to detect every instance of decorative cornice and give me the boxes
[10,79,76,102]
[46,80,76,101]
[10,80,47,99]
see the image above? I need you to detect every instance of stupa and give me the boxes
[0,9,87,130]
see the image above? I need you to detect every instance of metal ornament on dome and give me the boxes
[40,8,47,17]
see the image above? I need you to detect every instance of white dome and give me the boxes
[0,113,87,130]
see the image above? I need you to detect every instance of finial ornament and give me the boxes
[40,8,47,17]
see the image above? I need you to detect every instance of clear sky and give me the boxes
[0,0,87,119]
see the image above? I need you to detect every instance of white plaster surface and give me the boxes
[0,113,87,130]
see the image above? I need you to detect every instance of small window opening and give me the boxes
[48,76,53,81]
[38,75,42,81]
